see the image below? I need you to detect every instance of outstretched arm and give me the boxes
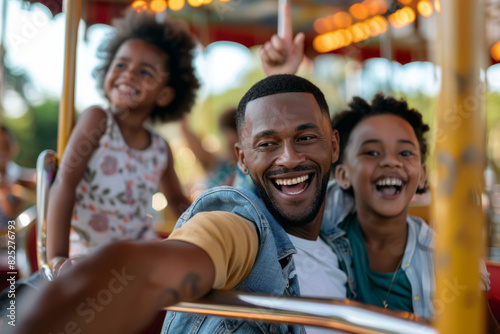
[15,240,215,334]
[260,2,305,76]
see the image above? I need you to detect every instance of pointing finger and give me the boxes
[278,1,293,44]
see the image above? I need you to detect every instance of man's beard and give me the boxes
[250,164,332,228]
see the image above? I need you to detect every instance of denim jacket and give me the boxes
[161,185,345,334]
[323,180,436,319]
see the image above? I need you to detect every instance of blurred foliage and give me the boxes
[487,91,500,131]
[3,98,58,168]
[487,91,500,177]
[3,60,32,103]
[1,52,58,168]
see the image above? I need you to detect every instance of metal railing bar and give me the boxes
[166,290,437,334]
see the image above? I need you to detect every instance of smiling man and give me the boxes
[15,75,346,334]
[164,74,345,334]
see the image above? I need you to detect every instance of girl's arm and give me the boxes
[46,107,107,263]
[159,142,191,219]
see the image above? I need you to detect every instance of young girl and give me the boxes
[46,9,199,272]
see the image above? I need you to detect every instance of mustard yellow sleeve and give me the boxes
[167,211,258,290]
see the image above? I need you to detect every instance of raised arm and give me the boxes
[15,240,215,334]
[46,107,107,265]
[260,2,305,76]
[180,117,217,172]
[159,141,191,219]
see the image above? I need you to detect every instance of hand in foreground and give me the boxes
[15,240,215,334]
[50,255,85,276]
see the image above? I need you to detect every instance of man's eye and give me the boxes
[298,136,315,142]
[115,63,126,70]
[257,142,275,148]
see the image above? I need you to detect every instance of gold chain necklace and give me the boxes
[380,256,404,309]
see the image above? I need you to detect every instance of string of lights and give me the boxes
[131,0,230,13]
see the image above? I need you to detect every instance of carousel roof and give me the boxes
[20,0,497,65]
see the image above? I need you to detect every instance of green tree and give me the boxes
[4,99,58,168]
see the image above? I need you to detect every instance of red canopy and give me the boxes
[22,0,432,65]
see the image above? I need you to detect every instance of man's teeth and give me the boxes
[275,175,309,186]
[376,178,402,186]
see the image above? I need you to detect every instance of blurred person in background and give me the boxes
[0,125,35,229]
[181,107,239,188]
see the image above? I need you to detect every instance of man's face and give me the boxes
[235,92,338,231]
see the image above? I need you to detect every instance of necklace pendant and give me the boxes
[383,301,388,309]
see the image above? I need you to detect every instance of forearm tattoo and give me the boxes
[159,272,202,304]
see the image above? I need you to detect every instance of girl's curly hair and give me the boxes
[331,93,430,194]
[93,8,200,123]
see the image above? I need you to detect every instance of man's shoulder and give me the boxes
[178,186,265,229]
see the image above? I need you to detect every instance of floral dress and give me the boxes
[69,109,168,256]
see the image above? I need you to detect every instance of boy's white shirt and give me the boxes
[287,233,347,334]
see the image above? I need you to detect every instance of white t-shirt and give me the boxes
[287,233,347,334]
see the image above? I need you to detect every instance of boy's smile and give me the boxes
[338,114,426,219]
[375,177,403,196]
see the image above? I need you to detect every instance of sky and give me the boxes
[1,0,253,118]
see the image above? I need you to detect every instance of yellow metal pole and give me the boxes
[433,0,487,333]
[57,0,82,158]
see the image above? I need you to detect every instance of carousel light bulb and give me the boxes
[434,0,441,13]
[131,0,148,12]
[169,0,185,11]
[187,0,203,7]
[150,0,168,12]
[491,40,500,61]
[333,11,352,29]
[349,3,368,20]
[417,0,434,17]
